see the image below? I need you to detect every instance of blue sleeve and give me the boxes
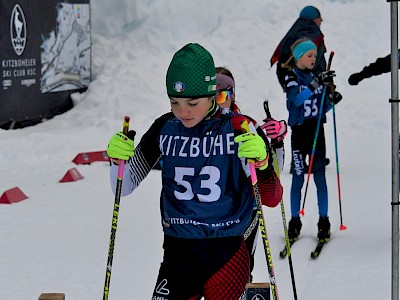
[288,86,313,107]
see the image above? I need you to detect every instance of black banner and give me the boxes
[0,0,91,126]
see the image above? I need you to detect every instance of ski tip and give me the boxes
[311,247,322,259]
[340,224,347,231]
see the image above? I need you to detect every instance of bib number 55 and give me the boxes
[304,98,318,118]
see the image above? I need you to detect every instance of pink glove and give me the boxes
[261,118,287,140]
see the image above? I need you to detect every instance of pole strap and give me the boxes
[391,201,400,205]
[389,98,400,103]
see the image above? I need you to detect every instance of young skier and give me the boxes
[283,39,342,243]
[106,43,283,300]
[270,5,331,167]
[215,66,287,281]
[215,66,286,172]
[215,66,240,113]
[270,5,327,92]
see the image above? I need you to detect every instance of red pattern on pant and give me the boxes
[189,239,250,300]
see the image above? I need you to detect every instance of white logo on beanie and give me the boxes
[173,82,185,93]
[204,75,216,82]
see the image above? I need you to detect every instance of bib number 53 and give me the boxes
[174,166,221,202]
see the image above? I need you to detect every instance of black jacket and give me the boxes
[270,17,327,90]
[348,50,400,85]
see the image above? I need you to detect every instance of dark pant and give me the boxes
[152,234,250,300]
[244,209,258,281]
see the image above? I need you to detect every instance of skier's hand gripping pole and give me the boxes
[240,120,280,300]
[103,116,130,300]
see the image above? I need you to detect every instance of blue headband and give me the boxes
[293,40,317,62]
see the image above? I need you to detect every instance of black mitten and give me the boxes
[329,91,343,104]
[349,54,391,86]
[348,73,363,85]
[310,70,336,91]
[127,130,136,141]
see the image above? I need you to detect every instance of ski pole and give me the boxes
[103,116,130,300]
[331,101,347,231]
[325,51,346,230]
[299,51,334,216]
[241,120,279,300]
[263,100,298,300]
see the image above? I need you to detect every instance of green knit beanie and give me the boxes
[166,43,217,98]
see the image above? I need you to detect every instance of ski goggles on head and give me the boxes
[216,89,233,104]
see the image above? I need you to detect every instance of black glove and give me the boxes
[329,91,343,104]
[271,138,284,149]
[348,73,363,85]
[126,130,136,141]
[310,70,336,91]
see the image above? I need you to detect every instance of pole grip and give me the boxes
[240,120,257,185]
[263,100,272,119]
[117,116,130,179]
[327,51,335,71]
[122,116,130,135]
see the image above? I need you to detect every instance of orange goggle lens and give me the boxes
[216,90,232,104]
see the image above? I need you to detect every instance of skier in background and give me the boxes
[215,66,287,281]
[282,38,342,244]
[106,43,283,299]
[270,5,326,92]
[270,5,330,167]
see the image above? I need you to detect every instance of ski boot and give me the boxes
[288,217,302,242]
[317,216,331,243]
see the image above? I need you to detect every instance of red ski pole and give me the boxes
[299,51,334,216]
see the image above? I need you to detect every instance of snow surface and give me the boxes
[0,0,397,299]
